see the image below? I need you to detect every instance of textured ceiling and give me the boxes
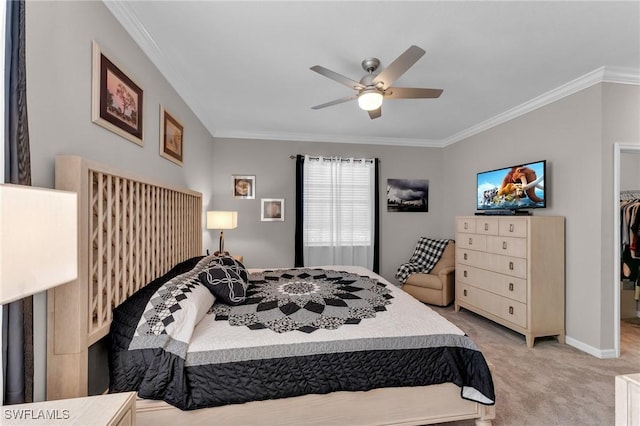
[106,1,640,147]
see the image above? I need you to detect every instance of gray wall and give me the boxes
[25,1,215,400]
[443,83,640,354]
[211,138,447,282]
[620,152,640,191]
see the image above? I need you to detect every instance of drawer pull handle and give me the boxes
[464,222,468,229]
[509,223,514,232]
[463,253,467,260]
[509,261,514,270]
[509,306,514,315]
[502,241,507,250]
[469,237,473,245]
[463,289,467,297]
[463,270,467,278]
[484,223,488,231]
[509,283,514,291]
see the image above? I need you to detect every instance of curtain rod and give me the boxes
[289,155,376,163]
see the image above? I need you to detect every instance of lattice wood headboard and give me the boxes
[47,156,202,400]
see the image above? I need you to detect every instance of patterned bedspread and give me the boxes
[109,256,495,410]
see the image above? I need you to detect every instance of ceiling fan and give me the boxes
[310,45,443,120]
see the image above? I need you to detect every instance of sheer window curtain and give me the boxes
[298,155,379,271]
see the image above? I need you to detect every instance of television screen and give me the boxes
[477,160,546,211]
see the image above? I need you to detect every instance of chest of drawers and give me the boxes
[454,215,565,347]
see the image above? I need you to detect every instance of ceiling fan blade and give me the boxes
[368,107,381,120]
[384,87,443,99]
[373,45,426,90]
[311,94,358,110]
[310,65,365,90]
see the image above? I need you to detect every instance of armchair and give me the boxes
[402,241,455,306]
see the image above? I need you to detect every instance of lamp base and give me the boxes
[213,250,229,257]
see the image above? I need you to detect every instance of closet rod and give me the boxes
[620,190,640,201]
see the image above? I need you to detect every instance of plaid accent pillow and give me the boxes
[395,238,451,284]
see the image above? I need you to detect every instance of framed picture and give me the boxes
[387,179,429,212]
[159,106,184,166]
[232,175,255,199]
[261,198,284,221]
[91,41,143,146]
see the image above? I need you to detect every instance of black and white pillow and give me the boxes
[208,255,248,283]
[199,265,248,305]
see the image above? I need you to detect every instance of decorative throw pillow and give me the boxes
[208,255,248,283]
[199,265,248,305]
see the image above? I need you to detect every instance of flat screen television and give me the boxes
[477,160,546,212]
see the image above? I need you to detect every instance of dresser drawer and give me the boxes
[458,283,527,328]
[499,218,528,237]
[456,218,476,233]
[475,217,499,235]
[486,235,527,258]
[457,233,487,251]
[456,264,527,303]
[456,248,527,279]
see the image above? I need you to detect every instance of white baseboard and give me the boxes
[565,336,618,359]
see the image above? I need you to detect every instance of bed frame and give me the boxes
[48,156,494,425]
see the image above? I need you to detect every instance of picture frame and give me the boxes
[159,106,184,166]
[232,175,255,199]
[91,41,144,146]
[261,198,284,221]
[387,178,429,212]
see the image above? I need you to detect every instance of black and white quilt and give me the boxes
[210,268,393,333]
[109,259,495,411]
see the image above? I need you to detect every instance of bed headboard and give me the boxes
[47,156,202,400]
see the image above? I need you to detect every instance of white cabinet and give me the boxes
[616,373,640,426]
[455,216,565,347]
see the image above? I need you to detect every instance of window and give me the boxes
[302,156,376,268]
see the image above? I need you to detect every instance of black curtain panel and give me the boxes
[373,158,380,273]
[3,0,33,405]
[294,155,304,267]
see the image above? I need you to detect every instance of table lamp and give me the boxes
[206,210,237,255]
[0,184,78,404]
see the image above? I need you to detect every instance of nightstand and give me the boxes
[2,391,136,425]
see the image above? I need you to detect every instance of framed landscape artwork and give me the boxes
[159,106,184,166]
[387,178,429,212]
[91,41,144,146]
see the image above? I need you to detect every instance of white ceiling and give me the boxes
[105,1,640,147]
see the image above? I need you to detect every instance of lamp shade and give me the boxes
[0,184,78,305]
[206,211,238,230]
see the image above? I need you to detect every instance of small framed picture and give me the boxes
[159,106,184,166]
[91,41,144,146]
[232,175,255,199]
[261,198,284,221]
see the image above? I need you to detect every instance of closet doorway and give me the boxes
[614,143,640,359]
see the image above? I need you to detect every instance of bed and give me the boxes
[48,156,496,425]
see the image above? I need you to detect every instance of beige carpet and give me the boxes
[429,305,640,426]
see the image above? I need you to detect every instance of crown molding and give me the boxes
[213,129,443,148]
[441,66,640,147]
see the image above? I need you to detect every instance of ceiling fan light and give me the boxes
[358,90,383,111]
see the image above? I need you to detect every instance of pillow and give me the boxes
[199,264,248,305]
[208,255,248,283]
